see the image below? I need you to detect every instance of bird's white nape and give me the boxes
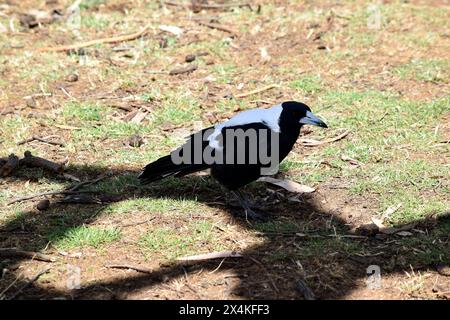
[207,104,283,150]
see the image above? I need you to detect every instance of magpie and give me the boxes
[139,101,327,220]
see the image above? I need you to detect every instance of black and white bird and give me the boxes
[139,101,327,220]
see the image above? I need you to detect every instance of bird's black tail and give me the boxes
[138,154,209,184]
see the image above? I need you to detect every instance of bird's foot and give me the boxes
[230,190,270,222]
[228,199,267,211]
[243,207,268,222]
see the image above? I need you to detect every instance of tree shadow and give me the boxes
[1,165,449,300]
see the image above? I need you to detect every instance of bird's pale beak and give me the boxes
[299,111,328,128]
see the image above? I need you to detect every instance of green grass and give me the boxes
[103,197,202,216]
[0,0,448,293]
[310,91,449,223]
[254,220,303,233]
[394,59,450,83]
[290,76,323,94]
[140,220,219,259]
[81,14,111,30]
[62,101,108,122]
[80,0,105,10]
[48,226,121,249]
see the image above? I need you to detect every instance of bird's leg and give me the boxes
[230,190,266,221]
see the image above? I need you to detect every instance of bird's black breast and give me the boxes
[210,121,300,190]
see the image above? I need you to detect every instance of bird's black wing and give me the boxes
[138,126,214,184]
[210,122,278,189]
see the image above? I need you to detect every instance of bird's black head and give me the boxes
[281,101,328,128]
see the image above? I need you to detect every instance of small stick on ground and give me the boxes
[0,248,56,262]
[235,84,279,98]
[177,251,243,263]
[326,234,367,239]
[119,217,155,228]
[299,130,350,147]
[105,264,153,274]
[7,189,93,205]
[7,174,108,205]
[19,151,64,173]
[7,268,51,300]
[198,21,236,35]
[37,23,152,52]
[17,136,65,147]
[67,174,109,192]
[164,1,251,10]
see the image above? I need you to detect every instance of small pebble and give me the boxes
[437,264,450,276]
[185,54,196,63]
[37,199,50,211]
[66,74,78,82]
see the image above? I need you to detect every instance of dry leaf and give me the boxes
[259,47,271,62]
[258,177,315,193]
[159,25,183,37]
[381,203,402,220]
[371,217,386,229]
[130,109,148,124]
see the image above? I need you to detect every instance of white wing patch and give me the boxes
[207,104,283,150]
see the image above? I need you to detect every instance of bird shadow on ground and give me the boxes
[1,165,449,299]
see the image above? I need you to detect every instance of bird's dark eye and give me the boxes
[292,111,300,117]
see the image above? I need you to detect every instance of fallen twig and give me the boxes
[7,174,107,205]
[17,135,65,147]
[67,174,108,192]
[254,231,367,240]
[164,1,251,10]
[37,23,152,52]
[235,84,279,98]
[7,268,51,300]
[20,151,63,173]
[326,234,367,239]
[54,124,81,130]
[300,130,350,147]
[0,248,56,262]
[59,86,77,101]
[198,21,236,34]
[119,217,155,228]
[105,264,153,274]
[258,176,315,193]
[0,151,64,177]
[7,190,86,205]
[177,250,243,262]
[62,173,81,182]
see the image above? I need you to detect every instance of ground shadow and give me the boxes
[0,165,449,299]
